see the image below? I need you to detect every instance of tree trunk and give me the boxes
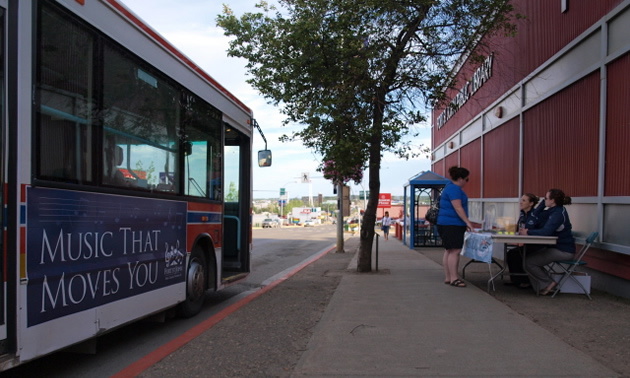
[357,95,386,272]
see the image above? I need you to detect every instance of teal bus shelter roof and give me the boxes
[406,171,450,187]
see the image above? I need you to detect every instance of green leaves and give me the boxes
[217,0,515,181]
[218,0,516,270]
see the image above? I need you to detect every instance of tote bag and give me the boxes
[461,232,494,263]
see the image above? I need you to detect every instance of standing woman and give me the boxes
[437,166,474,287]
[520,189,575,295]
[381,211,392,240]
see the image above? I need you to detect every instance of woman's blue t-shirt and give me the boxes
[437,182,468,226]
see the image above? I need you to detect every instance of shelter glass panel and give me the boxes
[413,186,442,247]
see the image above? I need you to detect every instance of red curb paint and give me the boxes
[112,246,335,377]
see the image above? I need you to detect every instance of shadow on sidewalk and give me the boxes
[414,246,630,377]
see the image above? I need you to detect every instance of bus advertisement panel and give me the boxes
[26,187,187,327]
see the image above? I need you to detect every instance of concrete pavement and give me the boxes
[131,234,623,377]
[292,237,616,377]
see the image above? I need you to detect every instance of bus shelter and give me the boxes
[403,171,450,248]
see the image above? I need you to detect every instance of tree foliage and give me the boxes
[217,0,517,271]
[284,198,308,219]
[225,181,239,202]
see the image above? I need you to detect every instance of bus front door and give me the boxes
[222,127,251,279]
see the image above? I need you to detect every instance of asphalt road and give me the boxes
[2,224,337,377]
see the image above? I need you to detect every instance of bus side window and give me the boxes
[38,114,91,183]
[182,91,222,200]
[36,5,95,184]
[102,42,179,194]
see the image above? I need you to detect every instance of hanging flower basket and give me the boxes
[322,160,363,185]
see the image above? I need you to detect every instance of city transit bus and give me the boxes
[0,0,270,370]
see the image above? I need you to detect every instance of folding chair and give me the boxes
[550,231,598,299]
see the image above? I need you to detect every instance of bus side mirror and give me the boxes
[258,150,272,167]
[183,141,192,156]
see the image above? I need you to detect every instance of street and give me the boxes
[2,225,337,377]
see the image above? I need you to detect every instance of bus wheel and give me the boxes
[179,248,207,317]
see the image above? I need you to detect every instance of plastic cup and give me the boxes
[506,223,517,233]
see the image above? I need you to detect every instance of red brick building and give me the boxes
[431,0,630,298]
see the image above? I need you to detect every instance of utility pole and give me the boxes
[280,180,299,219]
[336,183,344,253]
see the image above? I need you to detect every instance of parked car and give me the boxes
[262,218,278,228]
[303,219,315,227]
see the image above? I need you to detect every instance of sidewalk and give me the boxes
[292,237,616,377]
[137,235,626,377]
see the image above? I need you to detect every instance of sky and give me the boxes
[121,0,432,200]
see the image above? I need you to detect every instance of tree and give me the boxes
[284,198,306,219]
[259,200,279,214]
[135,159,156,185]
[225,181,239,202]
[218,0,517,271]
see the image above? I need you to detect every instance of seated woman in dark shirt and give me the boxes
[519,189,575,295]
[506,193,541,288]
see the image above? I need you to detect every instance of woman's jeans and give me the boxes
[525,247,574,292]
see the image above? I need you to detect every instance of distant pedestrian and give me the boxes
[437,166,473,287]
[381,211,392,240]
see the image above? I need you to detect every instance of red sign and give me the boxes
[119,169,147,180]
[377,193,391,208]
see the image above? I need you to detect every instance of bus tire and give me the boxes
[179,247,207,317]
